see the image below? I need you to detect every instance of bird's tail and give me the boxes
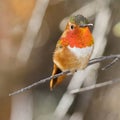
[50,64,66,90]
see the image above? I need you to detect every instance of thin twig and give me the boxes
[88,54,120,66]
[9,54,120,96]
[9,71,70,96]
[70,78,120,94]
[101,57,119,70]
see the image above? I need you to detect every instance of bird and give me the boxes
[50,15,94,90]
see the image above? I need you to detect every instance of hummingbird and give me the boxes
[50,15,94,89]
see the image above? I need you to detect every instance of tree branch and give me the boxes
[101,57,119,70]
[9,54,120,96]
[70,78,120,94]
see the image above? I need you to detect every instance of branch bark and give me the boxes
[9,54,120,96]
[70,78,120,94]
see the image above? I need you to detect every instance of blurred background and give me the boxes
[0,0,120,120]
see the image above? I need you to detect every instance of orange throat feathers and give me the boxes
[60,26,94,48]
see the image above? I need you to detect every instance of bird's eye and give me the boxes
[70,24,75,30]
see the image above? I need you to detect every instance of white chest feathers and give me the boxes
[67,45,93,58]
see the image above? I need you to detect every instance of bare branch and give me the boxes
[9,54,120,96]
[88,54,120,66]
[101,57,119,70]
[9,71,70,96]
[70,78,120,94]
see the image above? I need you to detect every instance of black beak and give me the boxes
[80,23,93,27]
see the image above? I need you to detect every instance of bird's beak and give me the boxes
[80,23,93,27]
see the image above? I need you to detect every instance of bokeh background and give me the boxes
[0,0,120,120]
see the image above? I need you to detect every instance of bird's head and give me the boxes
[58,15,94,48]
